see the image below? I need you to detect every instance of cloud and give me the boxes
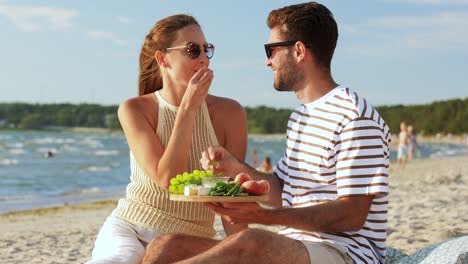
[370,12,468,49]
[0,4,78,32]
[341,11,468,56]
[116,16,131,24]
[385,0,468,4]
[87,30,128,46]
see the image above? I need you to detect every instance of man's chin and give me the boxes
[273,84,293,92]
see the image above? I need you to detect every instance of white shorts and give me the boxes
[86,215,161,264]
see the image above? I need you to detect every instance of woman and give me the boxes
[87,14,247,264]
[258,156,273,173]
[407,125,418,161]
[396,121,408,169]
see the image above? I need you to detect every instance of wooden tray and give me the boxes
[169,194,268,203]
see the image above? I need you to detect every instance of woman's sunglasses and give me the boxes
[162,42,215,60]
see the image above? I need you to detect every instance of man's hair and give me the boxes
[267,2,338,69]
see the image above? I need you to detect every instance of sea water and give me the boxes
[1,131,467,214]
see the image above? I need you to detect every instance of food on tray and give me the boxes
[170,171,270,198]
[201,176,231,187]
[169,169,214,194]
[241,180,270,195]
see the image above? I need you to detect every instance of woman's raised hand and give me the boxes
[180,67,214,112]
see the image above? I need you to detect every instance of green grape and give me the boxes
[182,174,191,182]
[169,185,176,193]
[192,175,201,184]
[170,178,179,185]
[168,169,217,194]
[177,184,185,194]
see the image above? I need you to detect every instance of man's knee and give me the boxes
[146,233,182,252]
[143,234,181,263]
[228,229,269,255]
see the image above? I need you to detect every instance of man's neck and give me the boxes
[295,74,338,104]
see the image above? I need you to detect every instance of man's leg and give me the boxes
[141,234,219,264]
[178,228,310,264]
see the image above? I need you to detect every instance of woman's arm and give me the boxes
[119,68,214,190]
[118,96,197,189]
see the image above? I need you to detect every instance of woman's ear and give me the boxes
[155,50,167,67]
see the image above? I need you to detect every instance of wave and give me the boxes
[31,137,76,145]
[0,194,38,202]
[8,148,26,155]
[61,187,102,196]
[81,138,104,148]
[91,150,119,156]
[0,158,19,166]
[80,166,111,172]
[6,142,24,148]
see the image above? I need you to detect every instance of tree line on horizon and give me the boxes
[0,97,466,135]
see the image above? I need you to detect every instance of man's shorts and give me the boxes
[300,241,353,264]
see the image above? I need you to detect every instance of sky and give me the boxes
[0,0,467,109]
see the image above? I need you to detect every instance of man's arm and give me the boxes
[206,194,373,233]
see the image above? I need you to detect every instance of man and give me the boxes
[143,2,390,263]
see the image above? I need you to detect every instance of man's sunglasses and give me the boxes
[264,41,310,59]
[162,42,215,60]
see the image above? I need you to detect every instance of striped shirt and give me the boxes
[275,86,391,264]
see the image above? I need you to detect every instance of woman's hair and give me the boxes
[267,2,338,70]
[138,14,200,96]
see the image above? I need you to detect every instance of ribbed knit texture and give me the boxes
[112,91,219,238]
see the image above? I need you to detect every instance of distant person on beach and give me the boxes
[87,14,247,264]
[257,156,273,173]
[251,148,259,168]
[43,151,54,158]
[407,125,418,161]
[397,121,409,168]
[143,2,391,264]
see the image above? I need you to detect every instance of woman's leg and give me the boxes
[87,216,151,264]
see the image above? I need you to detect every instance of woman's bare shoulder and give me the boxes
[118,94,158,125]
[206,95,244,113]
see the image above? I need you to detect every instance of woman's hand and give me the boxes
[200,145,244,177]
[180,67,214,113]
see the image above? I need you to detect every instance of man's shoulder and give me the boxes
[331,87,383,121]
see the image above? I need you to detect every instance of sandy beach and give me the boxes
[1,156,467,263]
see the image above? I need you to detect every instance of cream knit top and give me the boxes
[112,91,218,238]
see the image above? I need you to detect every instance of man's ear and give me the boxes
[155,50,167,67]
[294,41,307,62]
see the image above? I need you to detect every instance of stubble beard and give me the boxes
[273,54,300,92]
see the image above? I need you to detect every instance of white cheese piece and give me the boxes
[184,185,198,196]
